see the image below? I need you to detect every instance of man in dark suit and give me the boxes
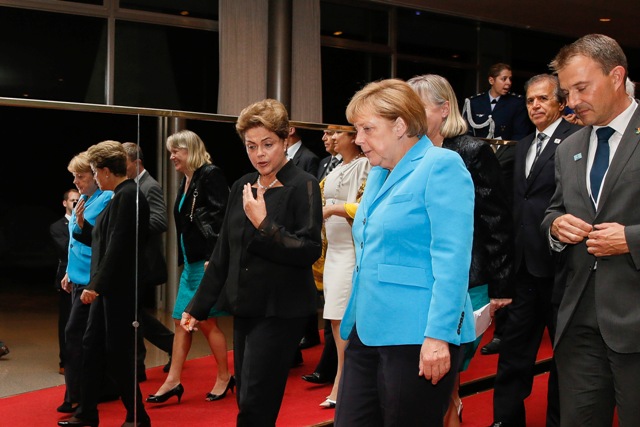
[287,127,320,178]
[123,143,174,379]
[464,63,533,355]
[317,126,342,181]
[490,74,581,427]
[542,34,640,426]
[286,128,321,359]
[49,188,80,375]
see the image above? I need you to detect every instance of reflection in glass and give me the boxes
[321,47,390,124]
[115,21,219,112]
[0,7,106,103]
[397,8,476,63]
[321,2,388,44]
[120,0,218,20]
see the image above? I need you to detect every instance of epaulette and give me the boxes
[469,92,485,99]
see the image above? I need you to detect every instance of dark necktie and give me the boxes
[326,156,341,176]
[590,126,615,205]
[528,132,546,178]
[491,99,498,110]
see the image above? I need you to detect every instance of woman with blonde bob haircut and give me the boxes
[148,129,232,405]
[335,78,476,426]
[408,74,514,426]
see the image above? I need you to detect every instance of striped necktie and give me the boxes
[528,132,546,177]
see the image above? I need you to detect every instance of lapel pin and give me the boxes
[554,138,561,144]
[574,153,583,161]
[635,127,640,134]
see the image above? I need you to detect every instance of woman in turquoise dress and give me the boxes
[147,130,232,404]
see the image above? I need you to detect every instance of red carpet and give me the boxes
[0,343,334,426]
[0,325,620,426]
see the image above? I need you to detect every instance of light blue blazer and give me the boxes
[340,136,476,346]
[66,189,112,286]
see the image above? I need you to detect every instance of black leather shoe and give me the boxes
[0,342,9,358]
[291,349,303,367]
[488,423,503,427]
[299,336,320,349]
[301,372,332,384]
[481,337,501,355]
[57,416,98,426]
[146,383,184,404]
[121,417,151,427]
[57,401,79,413]
[162,355,172,373]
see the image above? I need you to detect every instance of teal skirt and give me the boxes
[172,260,226,319]
[459,284,490,372]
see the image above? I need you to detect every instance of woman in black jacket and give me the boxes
[181,99,323,426]
[408,74,514,426]
[147,130,232,404]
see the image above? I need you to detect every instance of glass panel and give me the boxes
[0,7,106,103]
[321,47,391,124]
[397,8,476,63]
[396,60,476,109]
[321,1,388,44]
[114,20,219,113]
[120,0,218,20]
[59,0,103,4]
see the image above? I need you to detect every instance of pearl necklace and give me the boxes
[258,175,278,190]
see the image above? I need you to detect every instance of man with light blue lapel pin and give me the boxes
[542,34,640,426]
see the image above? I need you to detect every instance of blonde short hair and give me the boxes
[407,74,468,139]
[346,79,428,138]
[166,130,212,173]
[67,151,92,174]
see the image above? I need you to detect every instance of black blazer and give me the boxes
[186,160,322,319]
[49,216,70,289]
[466,92,532,141]
[317,155,332,180]
[86,179,150,297]
[443,134,514,298]
[291,142,320,175]
[513,119,582,278]
[173,164,229,266]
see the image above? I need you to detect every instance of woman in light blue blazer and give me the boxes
[335,79,476,426]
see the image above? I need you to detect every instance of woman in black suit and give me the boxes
[408,74,514,426]
[181,99,323,426]
[148,130,231,404]
[59,140,151,427]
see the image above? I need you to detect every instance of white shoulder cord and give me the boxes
[462,97,496,138]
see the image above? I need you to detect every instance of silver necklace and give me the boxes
[258,175,278,190]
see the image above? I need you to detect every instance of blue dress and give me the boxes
[172,194,225,319]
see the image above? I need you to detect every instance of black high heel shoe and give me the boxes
[146,383,184,404]
[205,376,236,401]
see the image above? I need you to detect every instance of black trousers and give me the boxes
[58,288,72,369]
[136,285,174,370]
[335,327,460,427]
[313,319,338,379]
[555,273,640,427]
[76,295,148,423]
[234,316,306,427]
[63,284,92,404]
[493,266,559,427]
